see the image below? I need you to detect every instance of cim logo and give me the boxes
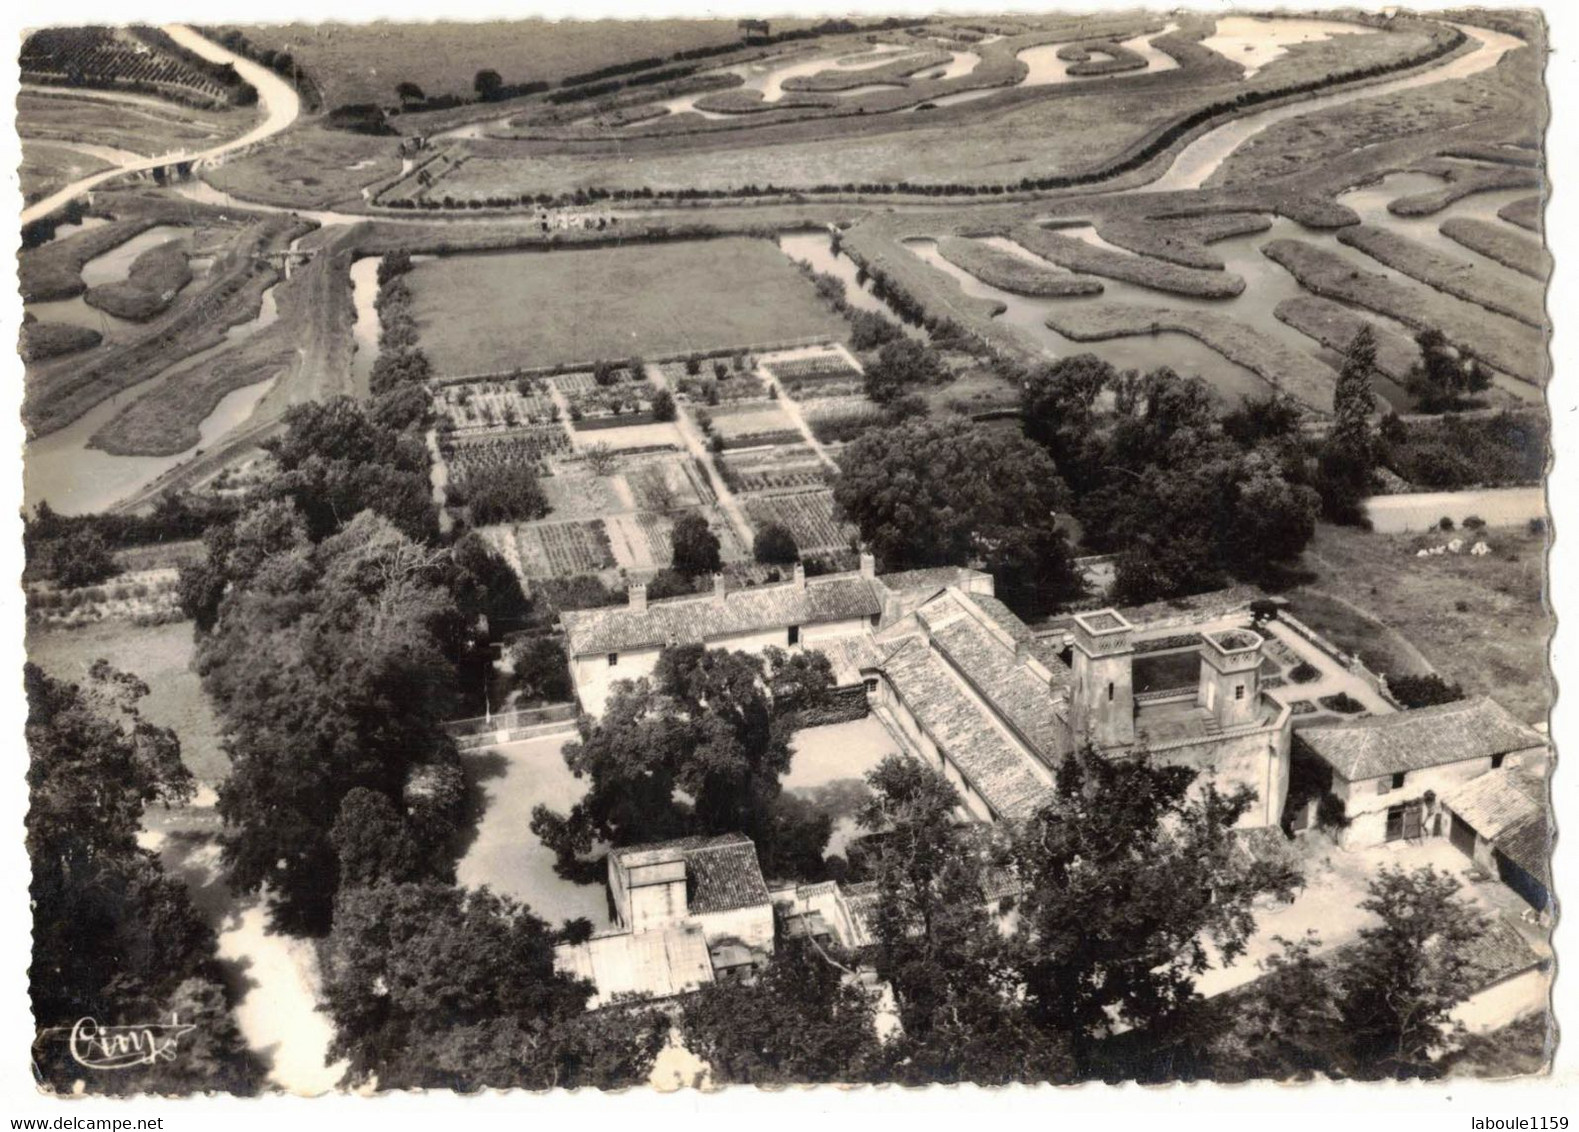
[68,1017,195,1071]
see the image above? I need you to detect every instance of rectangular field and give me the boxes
[406,239,848,374]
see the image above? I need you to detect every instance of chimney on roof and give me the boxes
[859,552,875,579]
[628,582,647,614]
[793,562,806,589]
[713,572,729,604]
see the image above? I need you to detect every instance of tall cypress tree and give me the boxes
[1318,326,1379,524]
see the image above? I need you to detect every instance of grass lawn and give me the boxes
[26,619,229,783]
[408,238,847,374]
[455,734,613,929]
[1290,522,1550,723]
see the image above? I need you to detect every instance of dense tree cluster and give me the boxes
[832,416,1079,616]
[26,663,261,1094]
[321,882,667,1090]
[1406,329,1492,413]
[686,751,1495,1086]
[531,643,836,881]
[451,462,549,526]
[1020,354,1320,604]
[369,251,434,399]
[862,338,949,406]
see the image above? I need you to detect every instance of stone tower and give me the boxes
[1069,609,1136,750]
[1198,628,1264,728]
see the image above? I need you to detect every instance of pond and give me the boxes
[24,224,190,343]
[25,284,282,516]
[903,236,1272,406]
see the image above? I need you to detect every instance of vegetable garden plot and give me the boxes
[443,427,572,485]
[436,379,559,432]
[511,519,616,578]
[744,490,855,554]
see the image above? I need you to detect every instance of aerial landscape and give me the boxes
[17,7,1553,1095]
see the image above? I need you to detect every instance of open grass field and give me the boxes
[18,89,251,159]
[407,238,847,374]
[428,83,1191,200]
[241,20,770,108]
[25,619,229,784]
[1290,522,1550,724]
[203,125,404,210]
[20,141,111,206]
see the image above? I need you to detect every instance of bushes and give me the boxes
[1318,692,1365,715]
[1377,412,1547,491]
[463,463,549,526]
[1289,661,1320,685]
[650,389,677,422]
[1389,673,1464,709]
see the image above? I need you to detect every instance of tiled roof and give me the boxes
[873,566,992,629]
[1445,770,1550,886]
[562,573,881,657]
[1296,697,1545,781]
[612,833,771,915]
[880,632,1054,821]
[920,591,1072,762]
[962,592,1074,676]
[1455,915,1546,986]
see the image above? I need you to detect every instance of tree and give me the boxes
[1336,865,1491,1079]
[650,387,677,421]
[25,663,261,1095]
[1012,746,1301,1077]
[1197,932,1349,1082]
[473,69,504,101]
[1223,451,1320,582]
[507,633,573,704]
[855,756,1072,1084]
[462,462,548,526]
[331,787,430,890]
[678,936,881,1084]
[670,512,722,577]
[1319,327,1379,525]
[833,417,1078,616]
[1407,329,1492,413]
[395,81,425,104]
[201,511,470,932]
[530,644,833,880]
[263,398,437,542]
[36,524,117,589]
[322,882,666,1089]
[1388,672,1465,709]
[863,338,948,405]
[752,521,799,565]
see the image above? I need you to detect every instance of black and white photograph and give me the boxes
[7,0,1568,1106]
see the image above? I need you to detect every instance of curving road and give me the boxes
[20,25,301,227]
